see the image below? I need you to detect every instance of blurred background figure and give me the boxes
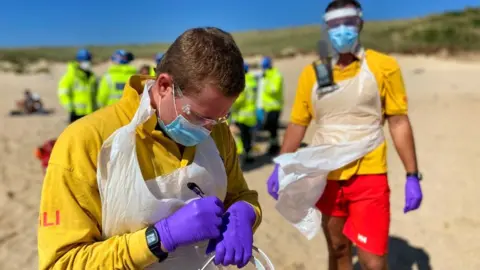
[231,62,258,165]
[16,89,44,114]
[257,56,284,155]
[148,52,164,76]
[57,48,97,123]
[139,64,151,75]
[96,49,137,108]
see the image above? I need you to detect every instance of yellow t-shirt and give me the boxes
[38,75,262,270]
[290,49,408,180]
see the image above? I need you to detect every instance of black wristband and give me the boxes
[145,226,168,262]
[406,171,423,181]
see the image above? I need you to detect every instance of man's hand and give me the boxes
[404,175,423,213]
[206,201,255,268]
[155,196,224,252]
[267,164,280,200]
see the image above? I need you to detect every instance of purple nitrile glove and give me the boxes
[154,196,224,252]
[404,176,423,213]
[206,201,256,268]
[267,164,280,200]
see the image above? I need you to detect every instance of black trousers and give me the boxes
[237,123,253,154]
[264,110,281,143]
[69,112,85,123]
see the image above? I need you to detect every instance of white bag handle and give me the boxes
[199,246,275,270]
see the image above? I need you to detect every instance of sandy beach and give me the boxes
[1,54,479,269]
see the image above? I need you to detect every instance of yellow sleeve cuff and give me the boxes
[127,228,158,268]
[245,202,262,232]
[289,117,310,127]
[385,109,408,116]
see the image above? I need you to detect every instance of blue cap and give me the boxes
[261,56,272,69]
[76,49,92,61]
[244,62,249,73]
[155,53,164,64]
[111,49,131,64]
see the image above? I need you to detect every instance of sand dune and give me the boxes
[1,54,479,269]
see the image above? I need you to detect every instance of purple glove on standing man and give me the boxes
[267,164,280,200]
[404,175,423,213]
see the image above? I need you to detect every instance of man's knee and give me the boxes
[358,252,387,270]
[321,218,351,258]
[328,241,351,259]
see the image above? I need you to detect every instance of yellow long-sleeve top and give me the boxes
[38,75,262,270]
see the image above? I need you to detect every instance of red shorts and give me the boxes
[316,174,390,255]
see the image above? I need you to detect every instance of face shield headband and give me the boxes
[323,7,363,28]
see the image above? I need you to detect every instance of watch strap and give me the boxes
[406,172,422,180]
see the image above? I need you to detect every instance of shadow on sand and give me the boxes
[353,236,432,270]
[8,108,55,116]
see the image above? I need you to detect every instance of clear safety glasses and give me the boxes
[173,84,231,127]
[323,7,362,29]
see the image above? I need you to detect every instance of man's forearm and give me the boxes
[388,115,418,172]
[280,123,308,154]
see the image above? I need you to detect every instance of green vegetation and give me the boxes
[0,7,478,74]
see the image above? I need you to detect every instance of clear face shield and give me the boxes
[322,7,363,54]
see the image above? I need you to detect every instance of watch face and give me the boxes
[146,232,158,245]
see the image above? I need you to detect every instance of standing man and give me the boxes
[38,27,261,270]
[267,1,423,269]
[231,62,258,164]
[57,49,97,123]
[259,56,284,155]
[97,50,138,108]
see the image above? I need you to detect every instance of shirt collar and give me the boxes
[120,75,158,138]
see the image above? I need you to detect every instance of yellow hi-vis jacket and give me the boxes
[149,66,156,76]
[261,67,284,112]
[57,61,97,115]
[97,64,138,107]
[231,72,257,128]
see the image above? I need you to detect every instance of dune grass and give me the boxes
[0,7,478,73]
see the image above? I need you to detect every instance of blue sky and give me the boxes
[0,0,477,48]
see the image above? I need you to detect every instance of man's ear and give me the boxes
[155,73,173,98]
[359,20,364,32]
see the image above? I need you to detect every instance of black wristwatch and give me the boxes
[145,226,169,262]
[406,171,423,181]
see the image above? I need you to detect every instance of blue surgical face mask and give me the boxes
[157,87,211,147]
[328,25,359,54]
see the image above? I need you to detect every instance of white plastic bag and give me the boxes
[273,128,384,239]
